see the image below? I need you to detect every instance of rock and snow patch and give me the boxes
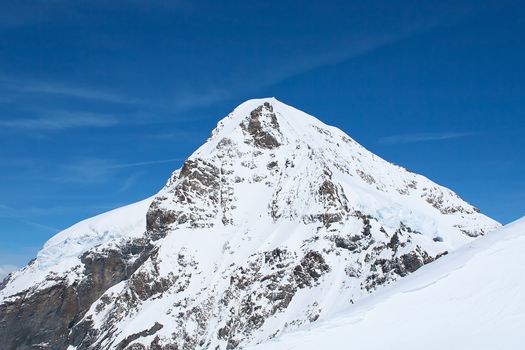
[250,217,525,350]
[0,197,153,302]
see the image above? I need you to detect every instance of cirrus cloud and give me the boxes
[378,132,474,145]
[0,112,119,131]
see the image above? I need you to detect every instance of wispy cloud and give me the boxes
[108,158,183,169]
[166,3,500,113]
[55,157,183,184]
[167,28,437,113]
[0,112,119,131]
[2,78,139,104]
[0,203,59,232]
[145,130,207,144]
[56,159,117,184]
[0,12,444,116]
[118,172,143,192]
[378,132,473,145]
[171,89,231,112]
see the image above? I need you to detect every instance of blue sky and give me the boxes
[0,0,524,268]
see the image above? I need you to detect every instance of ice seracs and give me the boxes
[0,98,500,350]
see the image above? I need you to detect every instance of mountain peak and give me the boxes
[193,97,355,163]
[0,99,500,350]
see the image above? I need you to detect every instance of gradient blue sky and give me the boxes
[0,0,524,268]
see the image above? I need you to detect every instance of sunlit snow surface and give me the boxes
[250,216,525,350]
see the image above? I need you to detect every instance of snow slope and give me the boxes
[0,197,153,303]
[250,216,525,350]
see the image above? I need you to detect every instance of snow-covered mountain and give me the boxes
[249,216,525,350]
[0,98,499,350]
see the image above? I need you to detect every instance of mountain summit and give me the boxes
[0,98,499,350]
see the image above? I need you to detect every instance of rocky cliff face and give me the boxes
[0,98,499,350]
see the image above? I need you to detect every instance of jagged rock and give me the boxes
[293,251,330,288]
[241,102,281,149]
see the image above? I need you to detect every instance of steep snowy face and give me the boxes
[148,98,493,241]
[75,98,498,349]
[0,98,499,350]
